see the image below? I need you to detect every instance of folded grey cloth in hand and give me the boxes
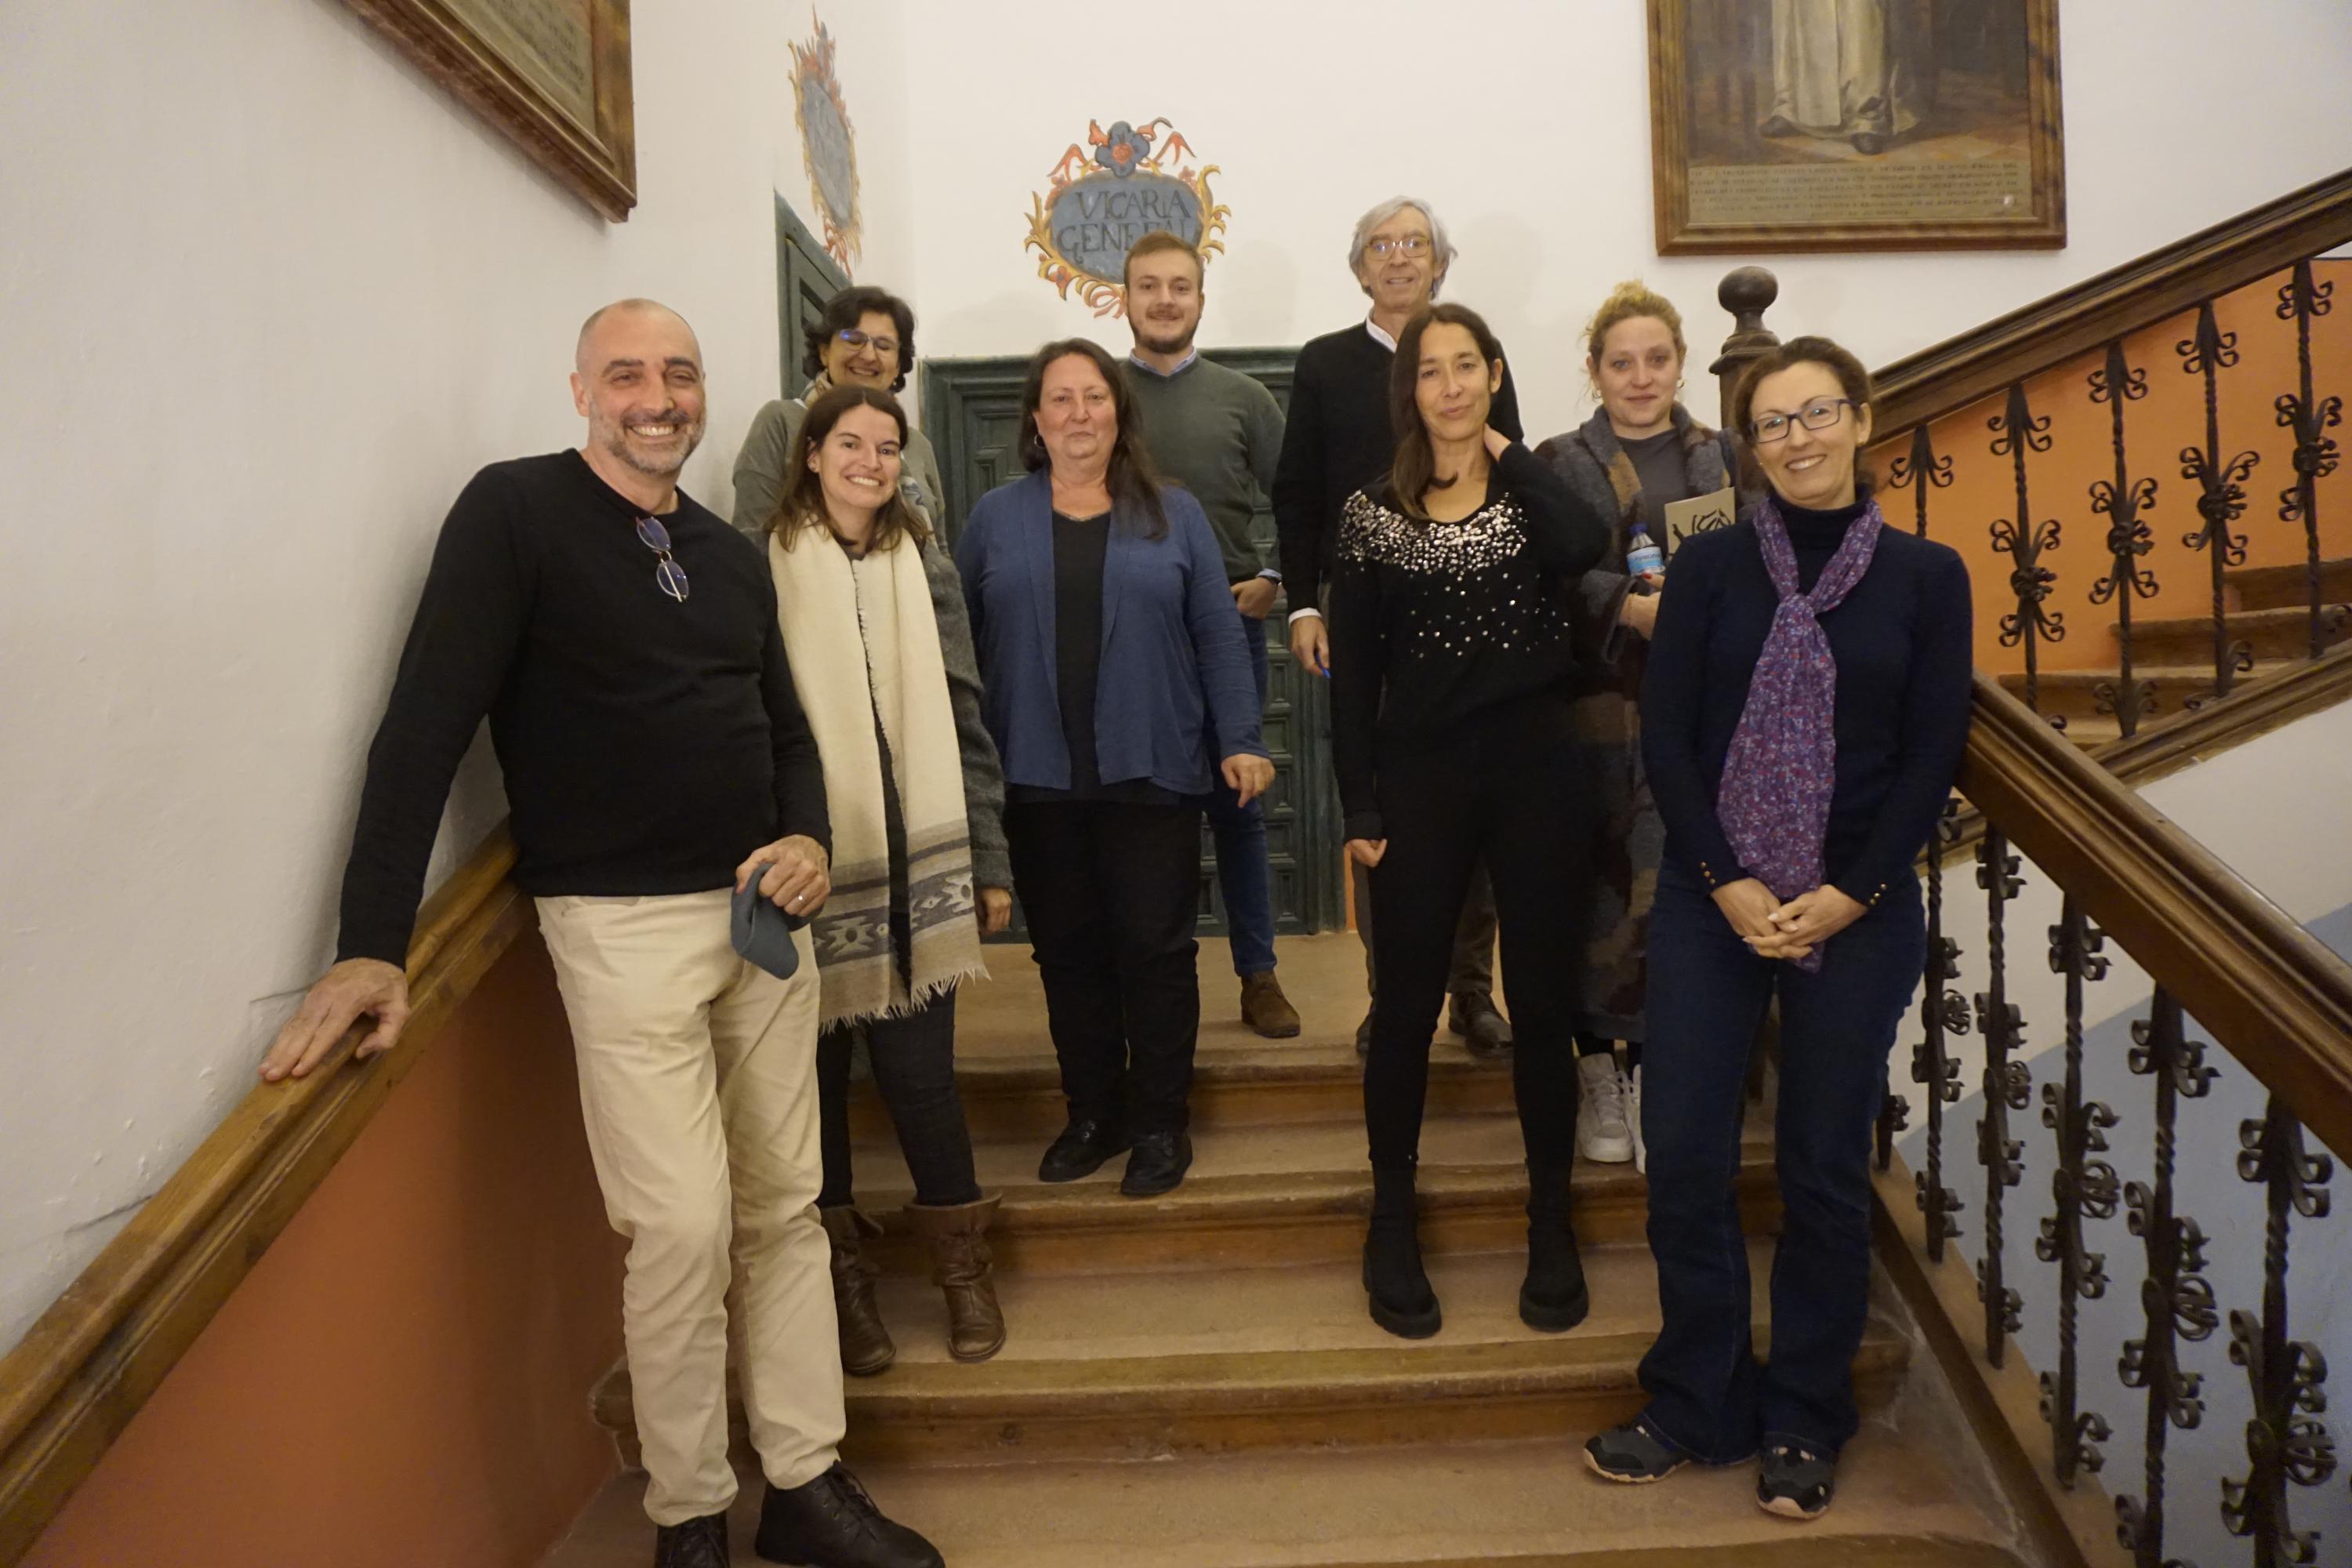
[731,874,808,981]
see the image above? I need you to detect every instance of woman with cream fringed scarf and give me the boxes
[764,383,1012,1376]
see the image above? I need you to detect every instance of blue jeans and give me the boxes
[1205,612,1276,976]
[1636,862,1925,1460]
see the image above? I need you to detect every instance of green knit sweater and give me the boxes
[1124,354,1286,584]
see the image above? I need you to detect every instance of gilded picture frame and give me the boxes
[1650,0,2065,254]
[342,0,637,222]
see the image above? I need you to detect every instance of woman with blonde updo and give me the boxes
[1534,281,1740,1174]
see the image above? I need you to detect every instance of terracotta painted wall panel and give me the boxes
[1872,260,2352,675]
[24,937,625,1568]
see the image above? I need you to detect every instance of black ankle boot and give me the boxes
[1520,1162,1589,1331]
[1363,1164,1441,1339]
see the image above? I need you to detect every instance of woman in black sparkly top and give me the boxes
[1328,303,1610,1341]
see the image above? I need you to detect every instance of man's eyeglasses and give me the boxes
[1750,398,1857,445]
[836,327,900,358]
[1364,236,1432,259]
[635,516,689,603]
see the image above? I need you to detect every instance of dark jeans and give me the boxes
[1363,693,1590,1171]
[1204,612,1276,977]
[815,989,981,1210]
[1637,862,1926,1460]
[1005,798,1204,1135]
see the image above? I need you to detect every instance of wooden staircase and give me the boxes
[545,938,2032,1567]
[2001,557,2351,742]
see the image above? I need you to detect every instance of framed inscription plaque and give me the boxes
[342,0,637,221]
[1650,0,2064,254]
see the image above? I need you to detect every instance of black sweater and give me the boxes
[1328,443,1608,841]
[1639,499,1974,909]
[336,451,829,965]
[1271,322,1524,609]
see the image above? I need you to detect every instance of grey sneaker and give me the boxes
[1576,1052,1633,1163]
[1584,1416,1690,1484]
[1757,1440,1836,1519]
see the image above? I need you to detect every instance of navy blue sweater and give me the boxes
[1639,499,1974,908]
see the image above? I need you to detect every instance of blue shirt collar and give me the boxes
[1127,347,1200,378]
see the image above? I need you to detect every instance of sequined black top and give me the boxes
[1327,441,1608,840]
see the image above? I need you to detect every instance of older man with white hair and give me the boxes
[261,299,943,1568]
[1272,198,1525,1060]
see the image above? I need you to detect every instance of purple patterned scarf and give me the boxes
[1715,494,1885,969]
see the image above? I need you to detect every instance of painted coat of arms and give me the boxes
[1025,118,1229,318]
[790,13,861,270]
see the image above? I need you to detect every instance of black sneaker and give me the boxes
[754,1464,942,1567]
[1757,1440,1836,1520]
[1584,1417,1691,1484]
[1036,1116,1131,1183]
[1120,1131,1192,1196]
[655,1511,730,1568]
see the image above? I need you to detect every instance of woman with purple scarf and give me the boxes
[1584,338,1973,1521]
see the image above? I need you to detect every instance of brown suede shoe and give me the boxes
[819,1206,896,1376]
[1240,971,1301,1038]
[902,1196,1007,1362]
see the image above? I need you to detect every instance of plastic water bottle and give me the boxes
[1625,522,1664,580]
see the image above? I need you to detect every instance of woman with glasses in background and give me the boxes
[760,382,1013,1377]
[734,286,949,537]
[1585,337,1972,1523]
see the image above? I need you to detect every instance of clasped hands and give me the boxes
[1711,877,1865,962]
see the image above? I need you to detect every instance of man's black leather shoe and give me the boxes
[1037,1116,1131,1182]
[755,1465,942,1567]
[1449,993,1513,1060]
[1120,1131,1192,1197]
[655,1511,731,1568]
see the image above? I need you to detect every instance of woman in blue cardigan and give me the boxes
[957,338,1273,1199]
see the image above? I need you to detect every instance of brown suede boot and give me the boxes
[904,1196,1007,1363]
[1240,971,1301,1038]
[819,1206,895,1377]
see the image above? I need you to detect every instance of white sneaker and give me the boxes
[1577,1051,1634,1163]
[1628,1064,1646,1175]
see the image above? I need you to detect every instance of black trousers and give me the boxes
[1364,693,1592,1171]
[1005,798,1204,1135]
[815,989,982,1209]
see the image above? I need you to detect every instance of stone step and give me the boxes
[2122,602,2351,665]
[851,1036,1516,1144]
[590,1242,1907,1471]
[1994,659,2297,721]
[842,1107,1780,1277]
[549,1430,2017,1568]
[2226,557,2352,613]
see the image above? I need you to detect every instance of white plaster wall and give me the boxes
[0,0,913,1352]
[885,0,2352,434]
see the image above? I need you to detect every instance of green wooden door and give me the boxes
[774,196,848,397]
[920,348,1346,937]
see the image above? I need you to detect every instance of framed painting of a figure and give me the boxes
[1650,0,2064,253]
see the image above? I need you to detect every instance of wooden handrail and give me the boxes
[0,827,530,1564]
[1936,641,2352,859]
[1958,674,2352,1160]
[1869,167,2352,437]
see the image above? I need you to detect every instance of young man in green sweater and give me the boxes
[1120,230,1300,1039]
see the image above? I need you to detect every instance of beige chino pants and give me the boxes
[536,889,843,1526]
